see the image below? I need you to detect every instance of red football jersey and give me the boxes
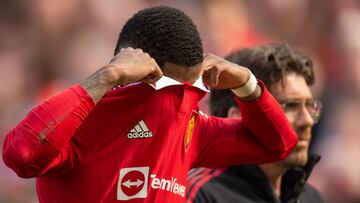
[2,77,297,202]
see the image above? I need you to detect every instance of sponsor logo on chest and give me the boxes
[117,167,186,200]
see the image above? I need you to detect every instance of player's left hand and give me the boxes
[201,53,250,89]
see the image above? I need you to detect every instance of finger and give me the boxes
[142,63,163,84]
[141,74,161,86]
[203,53,214,58]
[153,69,163,79]
[202,67,220,87]
[150,65,163,81]
[150,59,163,78]
[202,63,214,71]
[202,53,218,67]
[135,48,144,55]
[140,76,155,84]
[151,73,163,83]
[202,69,212,86]
[210,66,220,87]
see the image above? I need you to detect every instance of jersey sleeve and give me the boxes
[2,84,95,178]
[187,187,209,203]
[192,81,297,168]
[186,168,224,203]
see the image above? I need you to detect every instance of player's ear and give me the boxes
[227,106,241,118]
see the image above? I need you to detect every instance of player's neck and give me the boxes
[259,163,287,198]
[162,62,202,84]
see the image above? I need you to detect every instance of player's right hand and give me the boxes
[107,47,163,86]
[81,47,163,103]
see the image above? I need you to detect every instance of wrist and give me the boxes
[101,64,125,87]
[80,65,124,103]
[231,69,258,98]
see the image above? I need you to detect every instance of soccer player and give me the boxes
[3,7,297,203]
[187,44,324,203]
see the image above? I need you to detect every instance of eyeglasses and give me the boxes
[278,99,322,123]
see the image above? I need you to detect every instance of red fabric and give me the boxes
[190,81,297,169]
[2,81,297,203]
[2,84,95,178]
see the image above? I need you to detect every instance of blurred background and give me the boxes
[0,0,359,202]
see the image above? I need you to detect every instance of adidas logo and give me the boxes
[127,120,153,139]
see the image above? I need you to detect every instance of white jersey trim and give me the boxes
[148,76,209,92]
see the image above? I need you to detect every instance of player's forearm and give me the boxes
[80,48,164,103]
[80,65,121,103]
[2,85,95,177]
[234,81,297,157]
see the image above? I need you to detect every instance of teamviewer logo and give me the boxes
[117,167,149,200]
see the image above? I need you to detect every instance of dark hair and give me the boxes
[210,44,315,117]
[114,6,203,68]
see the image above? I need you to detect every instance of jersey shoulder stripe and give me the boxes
[186,168,226,202]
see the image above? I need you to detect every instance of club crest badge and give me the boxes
[184,111,199,151]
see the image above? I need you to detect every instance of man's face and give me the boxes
[270,72,315,167]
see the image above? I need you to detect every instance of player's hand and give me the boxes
[81,47,163,103]
[107,47,163,86]
[202,53,250,89]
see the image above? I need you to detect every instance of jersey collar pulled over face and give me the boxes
[148,76,209,92]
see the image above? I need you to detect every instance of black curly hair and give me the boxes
[210,44,315,118]
[114,6,203,68]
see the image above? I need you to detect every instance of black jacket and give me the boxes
[187,154,325,203]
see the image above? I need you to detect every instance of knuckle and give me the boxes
[143,52,150,58]
[122,48,131,53]
[206,53,214,58]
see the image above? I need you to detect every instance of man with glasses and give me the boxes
[187,44,325,203]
